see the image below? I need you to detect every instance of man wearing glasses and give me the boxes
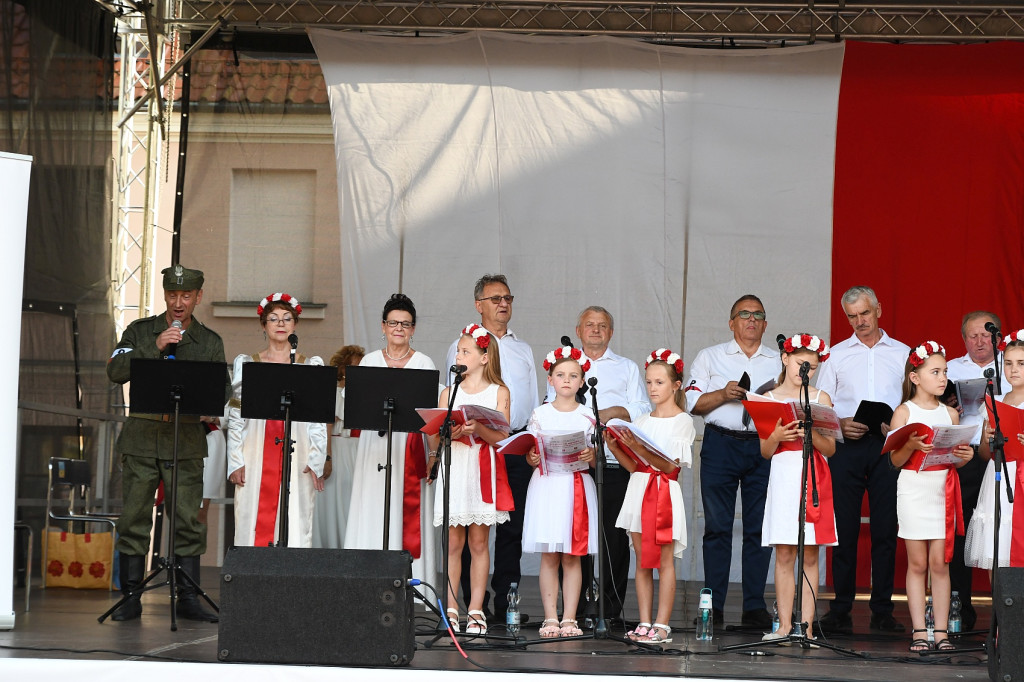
[446,274,539,621]
[814,286,909,635]
[686,294,780,629]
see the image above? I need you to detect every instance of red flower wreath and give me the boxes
[998,328,1023,351]
[543,346,592,373]
[462,323,491,349]
[645,348,684,375]
[909,340,945,368]
[782,333,830,362]
[257,292,302,317]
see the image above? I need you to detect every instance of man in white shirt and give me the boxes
[945,310,1003,631]
[814,286,908,634]
[686,294,780,629]
[548,306,650,624]
[445,274,540,620]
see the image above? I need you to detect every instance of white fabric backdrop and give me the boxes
[310,31,844,583]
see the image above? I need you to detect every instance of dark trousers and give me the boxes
[700,427,772,612]
[828,435,899,616]
[578,464,631,619]
[459,453,533,613]
[950,453,985,622]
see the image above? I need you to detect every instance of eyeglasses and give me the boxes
[476,295,514,305]
[267,316,295,325]
[733,310,766,321]
[385,320,414,329]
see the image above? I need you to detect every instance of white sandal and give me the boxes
[559,618,583,637]
[539,618,561,638]
[645,623,672,643]
[465,609,488,635]
[627,622,652,641]
[445,608,460,634]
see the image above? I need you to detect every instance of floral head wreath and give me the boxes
[462,323,491,350]
[998,328,1023,351]
[645,348,684,375]
[257,292,302,317]
[783,333,830,362]
[543,346,592,374]
[909,340,945,368]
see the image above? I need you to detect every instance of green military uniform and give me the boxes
[107,265,228,622]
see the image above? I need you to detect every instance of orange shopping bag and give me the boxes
[44,529,114,589]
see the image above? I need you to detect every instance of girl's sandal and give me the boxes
[627,622,652,641]
[934,630,955,651]
[646,623,673,643]
[539,618,561,638]
[466,610,488,635]
[559,618,583,637]
[909,629,933,652]
[445,608,461,634]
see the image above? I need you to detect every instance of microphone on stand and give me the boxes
[288,334,298,364]
[165,320,182,359]
[450,364,467,375]
[561,335,573,348]
[799,361,811,381]
[776,334,787,353]
[986,321,1001,337]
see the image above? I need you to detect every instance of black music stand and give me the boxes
[99,358,227,630]
[345,365,439,550]
[241,362,336,546]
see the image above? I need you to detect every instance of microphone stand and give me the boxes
[724,362,853,655]
[426,367,464,645]
[986,372,1012,662]
[274,335,299,547]
[587,377,610,639]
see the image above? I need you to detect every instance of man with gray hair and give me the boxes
[945,310,1004,631]
[814,285,909,634]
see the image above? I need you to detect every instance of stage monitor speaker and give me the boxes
[990,567,1024,682]
[217,547,415,667]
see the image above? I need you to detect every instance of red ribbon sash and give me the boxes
[805,450,837,545]
[570,472,590,556]
[476,445,515,512]
[636,463,678,569]
[402,434,426,558]
[1011,464,1024,567]
[254,419,285,547]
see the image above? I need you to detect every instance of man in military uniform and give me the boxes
[107,265,228,622]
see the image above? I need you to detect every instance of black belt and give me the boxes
[705,422,759,441]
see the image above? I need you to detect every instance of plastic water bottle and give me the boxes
[506,582,521,637]
[772,600,780,633]
[925,596,935,642]
[696,588,714,641]
[949,591,962,634]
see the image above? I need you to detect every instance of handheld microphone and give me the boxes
[450,364,467,375]
[561,335,573,348]
[776,334,787,353]
[986,321,1001,336]
[165,320,182,359]
[288,334,298,364]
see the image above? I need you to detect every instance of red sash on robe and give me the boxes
[1011,463,1024,567]
[402,434,427,558]
[570,471,590,556]
[254,419,285,547]
[902,450,964,564]
[776,442,837,546]
[477,444,515,512]
[634,462,679,569]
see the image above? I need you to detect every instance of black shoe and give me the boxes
[869,612,905,633]
[111,554,145,622]
[816,610,853,635]
[693,608,724,627]
[176,595,218,622]
[110,597,142,622]
[741,608,773,630]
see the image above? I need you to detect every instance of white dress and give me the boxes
[312,387,360,549]
[761,390,838,547]
[226,353,328,548]
[522,403,598,555]
[433,383,511,527]
[344,350,438,584]
[965,393,1019,568]
[616,411,695,560]
[897,401,953,540]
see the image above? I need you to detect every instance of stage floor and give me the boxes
[0,571,993,681]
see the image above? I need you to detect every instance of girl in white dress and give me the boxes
[226,293,327,548]
[888,341,974,652]
[609,349,694,644]
[522,346,597,638]
[965,331,1024,570]
[428,324,511,636]
[756,335,836,645]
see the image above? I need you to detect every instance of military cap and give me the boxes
[161,264,205,291]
